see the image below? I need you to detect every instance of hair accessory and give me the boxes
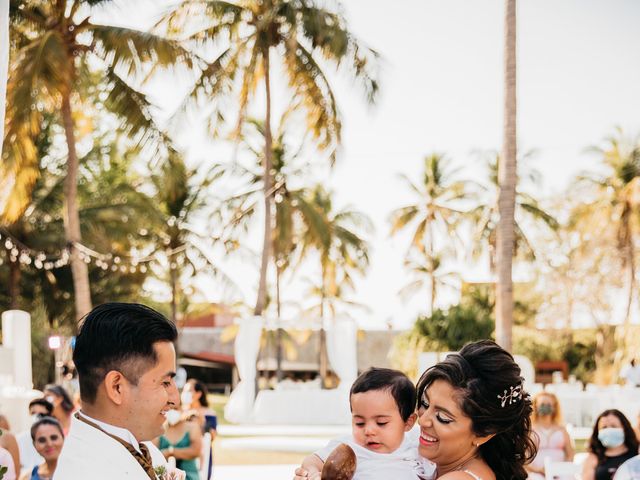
[497,384,523,407]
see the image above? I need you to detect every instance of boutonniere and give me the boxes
[154,465,186,480]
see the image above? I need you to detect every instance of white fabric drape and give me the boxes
[223,316,263,423]
[326,319,358,390]
[0,0,9,144]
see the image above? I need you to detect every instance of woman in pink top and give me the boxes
[526,391,574,479]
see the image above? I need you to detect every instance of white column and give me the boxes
[0,0,9,143]
[1,310,33,390]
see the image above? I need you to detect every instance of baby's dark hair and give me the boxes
[350,367,416,421]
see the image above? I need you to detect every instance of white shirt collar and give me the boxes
[77,410,142,454]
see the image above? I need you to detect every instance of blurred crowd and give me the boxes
[0,378,217,480]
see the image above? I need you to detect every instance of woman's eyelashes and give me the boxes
[419,398,453,424]
[436,413,453,424]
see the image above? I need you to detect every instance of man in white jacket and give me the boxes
[56,303,182,480]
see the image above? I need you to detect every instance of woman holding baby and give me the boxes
[295,340,536,480]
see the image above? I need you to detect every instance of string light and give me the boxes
[0,228,184,273]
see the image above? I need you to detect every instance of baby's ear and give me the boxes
[404,412,417,431]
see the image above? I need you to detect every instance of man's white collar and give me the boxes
[77,410,142,454]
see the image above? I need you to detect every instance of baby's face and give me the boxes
[350,389,413,453]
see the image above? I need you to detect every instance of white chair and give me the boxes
[545,459,580,480]
[199,432,213,480]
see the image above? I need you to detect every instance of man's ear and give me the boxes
[404,412,417,431]
[104,370,127,406]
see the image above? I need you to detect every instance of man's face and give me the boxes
[122,341,179,441]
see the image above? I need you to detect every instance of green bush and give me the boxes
[414,303,494,351]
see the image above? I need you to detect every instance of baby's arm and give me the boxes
[293,453,324,480]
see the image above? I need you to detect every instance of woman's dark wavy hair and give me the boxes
[44,384,74,414]
[188,379,210,407]
[416,340,536,480]
[588,409,638,462]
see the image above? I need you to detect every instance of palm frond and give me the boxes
[89,24,194,78]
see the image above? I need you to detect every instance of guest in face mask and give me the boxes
[16,399,54,473]
[582,409,638,480]
[526,392,575,479]
[152,401,202,480]
[43,385,74,436]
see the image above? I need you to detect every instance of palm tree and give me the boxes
[574,129,640,335]
[147,152,235,325]
[300,185,371,386]
[1,133,156,324]
[389,153,470,314]
[496,0,517,351]
[4,0,192,320]
[222,117,328,379]
[160,0,379,316]
[470,153,557,271]
[398,253,459,313]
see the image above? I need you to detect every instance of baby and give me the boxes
[294,368,435,480]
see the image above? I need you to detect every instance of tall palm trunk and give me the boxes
[622,236,635,333]
[318,285,328,389]
[254,49,273,316]
[496,0,517,351]
[428,230,435,315]
[275,265,284,382]
[170,261,178,325]
[61,85,92,321]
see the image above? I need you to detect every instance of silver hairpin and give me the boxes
[497,384,522,407]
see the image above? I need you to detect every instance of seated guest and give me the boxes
[583,409,638,480]
[17,399,54,473]
[154,407,202,480]
[43,386,74,436]
[19,417,64,480]
[527,391,574,479]
[181,379,216,479]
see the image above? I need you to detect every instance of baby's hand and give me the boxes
[294,467,321,480]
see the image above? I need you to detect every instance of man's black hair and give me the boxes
[28,398,53,416]
[350,367,416,421]
[73,302,177,404]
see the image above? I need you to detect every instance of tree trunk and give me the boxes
[319,288,328,389]
[8,255,20,310]
[61,87,92,322]
[429,271,435,315]
[496,0,517,352]
[254,49,274,316]
[622,239,635,335]
[275,266,284,382]
[170,262,178,325]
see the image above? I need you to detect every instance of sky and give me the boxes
[304,0,640,329]
[98,1,640,329]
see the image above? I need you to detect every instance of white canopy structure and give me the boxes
[225,317,358,425]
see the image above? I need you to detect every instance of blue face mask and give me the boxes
[598,427,625,448]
